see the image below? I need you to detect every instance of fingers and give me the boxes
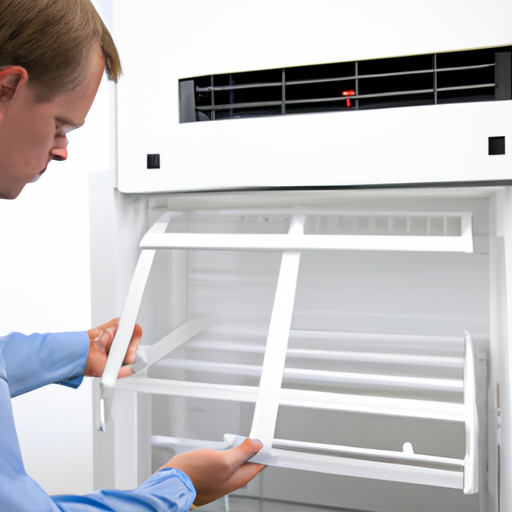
[195,459,264,506]
[123,323,142,365]
[117,365,134,378]
[229,458,265,486]
[105,317,120,328]
[87,318,119,344]
[95,318,120,334]
[209,440,265,503]
[94,326,117,347]
[85,318,142,379]
[116,322,142,375]
[89,318,140,360]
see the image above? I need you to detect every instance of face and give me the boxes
[0,46,105,199]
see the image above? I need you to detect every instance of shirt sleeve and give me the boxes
[0,331,89,397]
[0,375,63,512]
[0,335,197,512]
[51,469,196,512]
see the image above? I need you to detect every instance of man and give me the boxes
[0,0,264,510]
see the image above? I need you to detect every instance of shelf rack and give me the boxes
[99,208,479,493]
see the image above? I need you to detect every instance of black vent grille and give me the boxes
[179,47,511,123]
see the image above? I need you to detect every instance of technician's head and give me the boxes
[0,0,122,199]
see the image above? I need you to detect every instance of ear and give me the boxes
[0,66,29,123]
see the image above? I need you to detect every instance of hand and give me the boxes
[161,438,264,506]
[84,318,142,378]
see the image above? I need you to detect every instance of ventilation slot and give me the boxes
[180,46,511,122]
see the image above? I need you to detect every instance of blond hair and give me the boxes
[0,0,122,100]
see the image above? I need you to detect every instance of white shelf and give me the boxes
[101,209,479,493]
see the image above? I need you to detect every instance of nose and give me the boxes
[50,136,69,162]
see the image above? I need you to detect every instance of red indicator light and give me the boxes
[342,89,356,108]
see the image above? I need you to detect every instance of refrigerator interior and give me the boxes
[91,186,512,512]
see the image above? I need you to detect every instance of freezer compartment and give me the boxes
[96,188,497,511]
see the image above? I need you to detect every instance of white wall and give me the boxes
[0,0,116,494]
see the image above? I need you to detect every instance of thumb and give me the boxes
[92,326,117,351]
[225,438,263,468]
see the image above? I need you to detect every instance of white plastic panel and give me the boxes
[114,0,512,193]
[140,210,474,253]
[114,0,512,81]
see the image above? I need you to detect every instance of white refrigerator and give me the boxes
[90,2,512,511]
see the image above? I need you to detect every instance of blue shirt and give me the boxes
[0,332,196,511]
